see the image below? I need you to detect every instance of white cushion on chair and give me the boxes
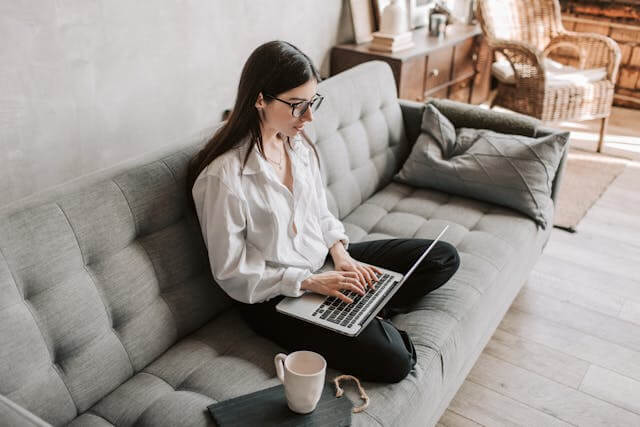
[492,58,607,87]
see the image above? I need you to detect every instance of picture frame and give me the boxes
[374,0,426,31]
[408,0,434,29]
[349,0,377,44]
[372,0,391,31]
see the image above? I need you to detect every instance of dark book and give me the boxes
[207,382,353,426]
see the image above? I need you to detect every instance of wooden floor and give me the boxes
[438,106,640,426]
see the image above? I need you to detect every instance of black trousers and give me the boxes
[235,238,460,383]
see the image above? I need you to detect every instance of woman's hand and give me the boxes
[331,247,382,292]
[301,271,369,304]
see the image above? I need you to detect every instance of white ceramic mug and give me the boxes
[274,350,326,414]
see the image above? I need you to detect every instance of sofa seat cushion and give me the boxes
[69,310,277,426]
[343,181,548,257]
[73,308,353,427]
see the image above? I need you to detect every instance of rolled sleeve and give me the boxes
[322,227,349,251]
[281,267,314,297]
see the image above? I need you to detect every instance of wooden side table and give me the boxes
[330,24,492,105]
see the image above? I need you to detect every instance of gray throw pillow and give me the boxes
[394,104,569,228]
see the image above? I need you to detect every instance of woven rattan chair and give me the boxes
[477,0,621,152]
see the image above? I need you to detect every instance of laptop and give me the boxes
[276,225,449,337]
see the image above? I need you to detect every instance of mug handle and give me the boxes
[274,353,287,383]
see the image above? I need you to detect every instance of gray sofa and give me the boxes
[0,61,566,427]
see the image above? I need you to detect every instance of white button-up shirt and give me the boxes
[192,134,349,304]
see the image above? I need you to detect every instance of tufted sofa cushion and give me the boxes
[0,146,231,425]
[304,61,411,221]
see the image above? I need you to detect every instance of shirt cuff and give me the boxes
[324,230,350,251]
[280,267,313,298]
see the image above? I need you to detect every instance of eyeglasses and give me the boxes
[264,93,324,118]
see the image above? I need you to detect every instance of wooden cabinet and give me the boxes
[331,24,491,104]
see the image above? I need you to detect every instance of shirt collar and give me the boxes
[240,143,263,176]
[241,135,310,176]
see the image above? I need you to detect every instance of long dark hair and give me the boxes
[186,40,321,209]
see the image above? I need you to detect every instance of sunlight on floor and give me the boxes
[555,121,593,131]
[606,142,640,154]
[568,150,630,165]
[566,130,640,146]
[486,100,640,161]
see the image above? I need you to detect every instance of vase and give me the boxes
[380,0,409,35]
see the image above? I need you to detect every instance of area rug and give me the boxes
[553,149,628,232]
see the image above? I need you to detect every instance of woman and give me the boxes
[187,41,460,383]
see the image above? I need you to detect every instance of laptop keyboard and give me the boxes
[311,273,395,329]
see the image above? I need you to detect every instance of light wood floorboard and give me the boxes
[533,252,640,305]
[440,107,640,426]
[619,300,640,326]
[511,288,640,353]
[467,354,640,426]
[448,380,573,427]
[579,365,640,415]
[499,308,640,384]
[482,328,590,389]
[526,269,625,318]
[437,409,483,427]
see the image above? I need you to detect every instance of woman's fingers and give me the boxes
[372,265,383,277]
[359,265,376,288]
[355,269,367,288]
[321,265,387,302]
[341,268,365,286]
[341,270,362,281]
[340,272,365,292]
[340,282,365,296]
[332,289,353,304]
[339,271,359,278]
[366,266,381,287]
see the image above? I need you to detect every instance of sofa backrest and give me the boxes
[0,60,407,424]
[310,61,410,220]
[0,142,231,424]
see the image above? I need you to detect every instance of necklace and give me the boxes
[266,146,284,170]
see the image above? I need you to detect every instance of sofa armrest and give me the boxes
[426,98,541,137]
[398,99,425,147]
[536,125,569,206]
[399,98,542,141]
[0,395,52,427]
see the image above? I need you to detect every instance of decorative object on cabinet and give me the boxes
[408,0,434,29]
[448,0,478,25]
[379,0,410,34]
[429,13,447,38]
[370,0,415,52]
[349,0,377,44]
[429,0,458,26]
[373,0,392,29]
[370,32,416,53]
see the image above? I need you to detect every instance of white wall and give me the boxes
[0,0,353,207]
